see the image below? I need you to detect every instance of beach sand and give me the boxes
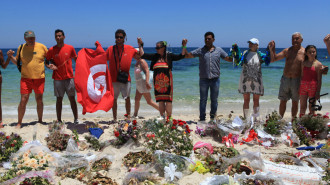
[0,101,327,184]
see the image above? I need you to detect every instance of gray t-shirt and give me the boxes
[191,46,228,79]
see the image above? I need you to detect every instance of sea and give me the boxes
[1,47,330,119]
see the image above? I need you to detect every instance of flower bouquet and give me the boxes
[0,149,55,183]
[240,178,276,185]
[296,113,329,138]
[60,166,87,181]
[19,176,51,185]
[264,111,287,135]
[202,146,240,174]
[1,170,54,185]
[153,150,189,177]
[143,118,193,157]
[56,154,89,178]
[225,160,254,176]
[213,146,240,158]
[45,131,70,151]
[122,150,153,169]
[0,132,24,162]
[112,120,141,146]
[84,136,106,151]
[48,120,65,133]
[91,157,113,172]
[86,173,118,185]
[271,155,301,166]
[292,122,315,146]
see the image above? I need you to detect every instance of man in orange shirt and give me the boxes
[106,29,137,121]
[46,29,79,124]
[7,30,48,128]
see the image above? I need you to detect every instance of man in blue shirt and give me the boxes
[186,31,232,122]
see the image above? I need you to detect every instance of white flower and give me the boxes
[38,151,44,157]
[158,129,162,133]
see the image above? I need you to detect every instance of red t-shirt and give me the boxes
[46,44,77,80]
[106,45,137,82]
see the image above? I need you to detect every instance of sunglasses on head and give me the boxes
[115,36,124,39]
[155,46,163,50]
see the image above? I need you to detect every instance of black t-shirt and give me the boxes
[141,52,185,71]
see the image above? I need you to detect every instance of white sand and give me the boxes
[0,101,328,184]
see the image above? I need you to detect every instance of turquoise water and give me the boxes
[1,47,330,117]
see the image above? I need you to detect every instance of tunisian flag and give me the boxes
[75,41,114,114]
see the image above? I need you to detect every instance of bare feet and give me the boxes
[16,123,22,129]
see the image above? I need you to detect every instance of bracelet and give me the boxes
[182,45,187,49]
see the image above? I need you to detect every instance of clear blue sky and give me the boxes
[0,0,329,49]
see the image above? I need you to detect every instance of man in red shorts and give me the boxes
[46,29,79,124]
[106,29,137,121]
[7,30,48,128]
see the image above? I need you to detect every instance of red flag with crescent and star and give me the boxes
[75,41,114,114]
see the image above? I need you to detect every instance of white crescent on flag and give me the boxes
[75,41,114,114]
[87,64,107,103]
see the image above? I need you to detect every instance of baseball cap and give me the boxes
[248,38,259,45]
[24,30,35,38]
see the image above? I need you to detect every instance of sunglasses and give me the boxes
[115,36,124,39]
[155,46,163,50]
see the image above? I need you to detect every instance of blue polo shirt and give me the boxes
[191,46,228,79]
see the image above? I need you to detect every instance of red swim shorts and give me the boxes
[20,78,45,94]
[299,81,317,97]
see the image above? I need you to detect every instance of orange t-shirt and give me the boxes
[46,44,77,80]
[106,45,137,82]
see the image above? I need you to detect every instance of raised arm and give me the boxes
[137,37,144,57]
[181,39,187,56]
[0,50,10,69]
[268,40,286,62]
[7,50,17,65]
[324,34,330,56]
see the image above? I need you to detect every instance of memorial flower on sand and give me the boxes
[0,150,55,183]
[143,118,193,157]
[264,111,286,135]
[296,113,329,138]
[0,132,24,162]
[45,130,70,151]
[112,120,141,146]
[292,122,315,146]
[19,176,51,185]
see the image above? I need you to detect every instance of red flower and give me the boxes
[186,129,191,133]
[6,136,10,139]
[171,126,176,129]
[185,125,190,130]
[132,120,137,125]
[114,131,120,137]
[209,161,213,165]
[178,122,184,126]
[133,127,137,130]
[11,144,15,147]
[323,115,329,119]
[151,134,155,138]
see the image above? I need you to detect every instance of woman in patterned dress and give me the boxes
[137,38,187,119]
[238,38,270,119]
